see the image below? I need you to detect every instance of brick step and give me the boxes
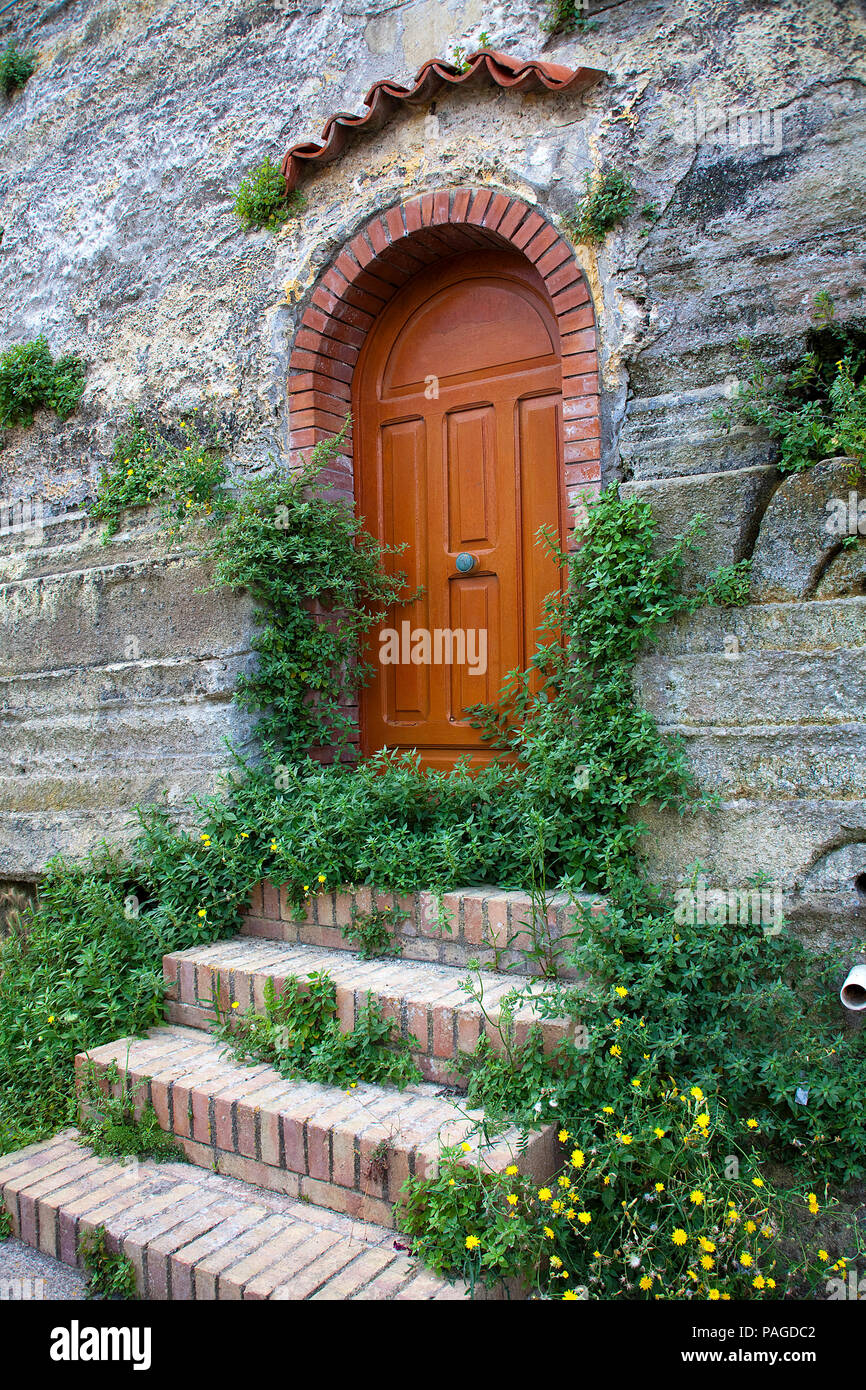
[244,882,607,979]
[0,1132,478,1299]
[76,1026,557,1230]
[164,937,573,1086]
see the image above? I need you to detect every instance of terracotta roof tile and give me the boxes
[281,49,605,190]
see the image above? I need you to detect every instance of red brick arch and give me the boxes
[288,186,601,526]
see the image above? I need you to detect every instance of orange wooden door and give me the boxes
[355,250,564,769]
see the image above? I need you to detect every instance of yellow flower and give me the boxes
[558,1129,570,1143]
[602,1106,614,1115]
[690,1086,704,1100]
[807,1192,819,1213]
[690,1190,705,1206]
[571,1149,585,1169]
[655,1183,665,1193]
[460,1142,472,1153]
[753,1275,766,1289]
[614,986,628,998]
[127,468,134,477]
[506,1194,518,1206]
[818,1250,829,1262]
[550,1256,563,1269]
[240,832,249,839]
[766,1278,776,1290]
[610,1044,622,1058]
[745,1220,757,1234]
[739,1252,753,1267]
[317,873,326,883]
[231,1001,239,1009]
[699,1237,716,1253]
[752,1177,765,1188]
[672,1229,688,1246]
[631,1079,641,1089]
[640,1275,652,1290]
[465,1235,480,1250]
[47,1015,55,1024]
[708,1288,721,1301]
[577,1212,591,1225]
[746,1118,759,1129]
[653,1127,665,1139]
[700,1255,714,1271]
[551,1200,563,1214]
[505,1165,518,1176]
[197,908,207,919]
[613,1018,622,1028]
[619,1133,633,1145]
[544,1226,554,1239]
[558,1176,570,1189]
[538,1188,552,1202]
[696,1113,710,1130]
[721,1292,731,1301]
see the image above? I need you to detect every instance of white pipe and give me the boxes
[840,964,866,1012]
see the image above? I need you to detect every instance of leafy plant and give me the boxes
[0,336,85,431]
[0,41,35,98]
[233,156,305,232]
[90,409,230,540]
[716,301,866,475]
[541,0,595,38]
[0,1206,11,1239]
[342,905,406,960]
[78,1058,183,1162]
[79,1226,138,1300]
[567,170,637,246]
[213,971,422,1089]
[703,558,752,607]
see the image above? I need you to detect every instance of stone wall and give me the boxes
[0,0,864,941]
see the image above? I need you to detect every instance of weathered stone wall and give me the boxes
[0,0,864,940]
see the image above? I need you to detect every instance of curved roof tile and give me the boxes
[281,48,606,190]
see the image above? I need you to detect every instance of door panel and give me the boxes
[355,250,564,768]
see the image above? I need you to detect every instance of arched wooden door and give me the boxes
[355,250,565,769]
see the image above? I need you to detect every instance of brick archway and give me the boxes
[288,187,601,528]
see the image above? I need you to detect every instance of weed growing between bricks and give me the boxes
[212,971,422,1090]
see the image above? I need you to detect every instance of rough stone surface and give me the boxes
[0,0,864,942]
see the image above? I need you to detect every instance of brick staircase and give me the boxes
[1,883,600,1300]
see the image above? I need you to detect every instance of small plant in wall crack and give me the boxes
[233,155,305,232]
[90,409,231,541]
[566,169,638,246]
[0,336,86,434]
[541,0,595,37]
[0,40,36,98]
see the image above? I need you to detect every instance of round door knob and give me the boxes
[455,552,477,573]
